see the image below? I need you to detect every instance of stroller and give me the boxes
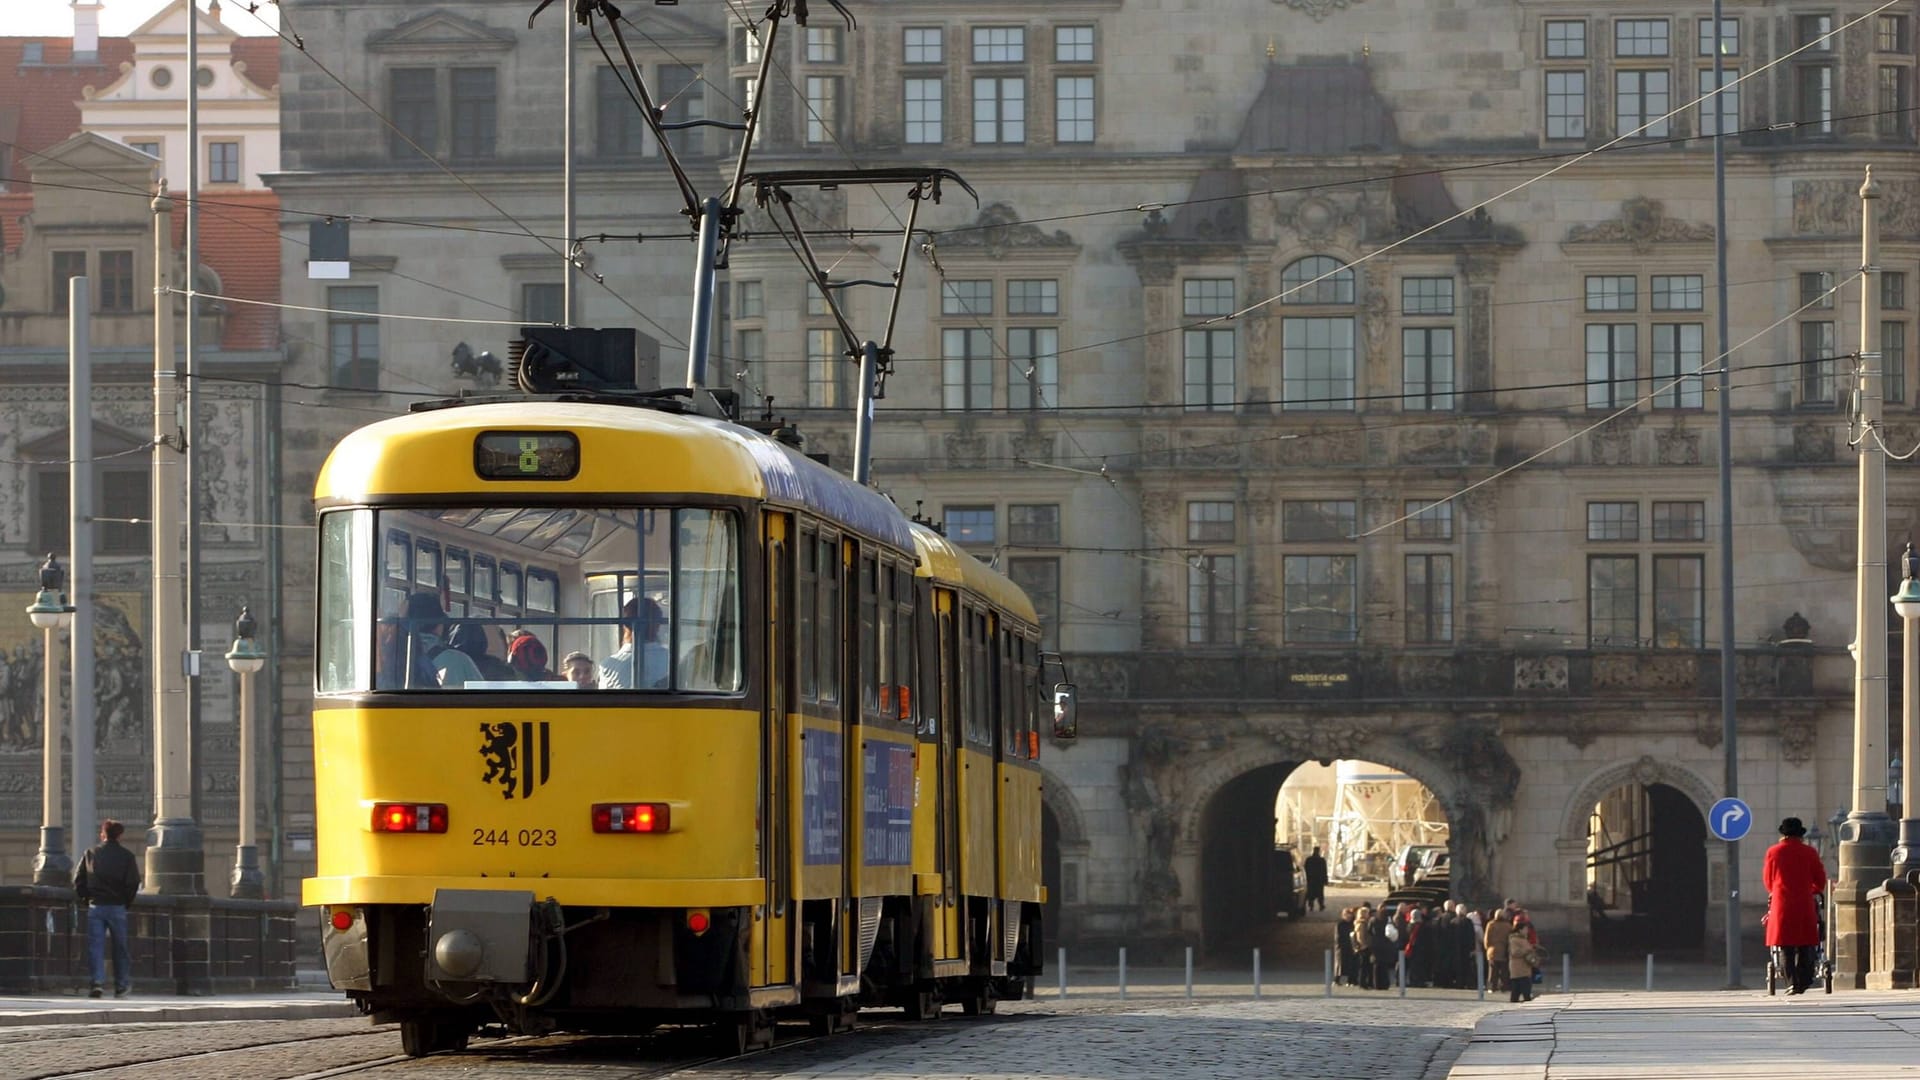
[1765,893,1834,995]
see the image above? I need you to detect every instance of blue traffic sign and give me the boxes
[1709,797,1753,842]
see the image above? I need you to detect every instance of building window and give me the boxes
[1887,321,1908,405]
[904,27,943,63]
[1189,555,1237,645]
[735,328,763,391]
[805,76,842,144]
[390,68,437,158]
[1056,25,1095,62]
[1880,14,1912,53]
[328,286,380,389]
[973,77,1026,143]
[1798,14,1835,50]
[1802,271,1837,309]
[1284,318,1355,411]
[1879,66,1911,138]
[1009,278,1059,315]
[1402,327,1455,411]
[450,67,497,160]
[1587,501,1640,541]
[905,77,944,143]
[942,328,994,411]
[521,283,563,325]
[127,139,160,159]
[1586,275,1637,312]
[1652,500,1706,541]
[1056,76,1095,142]
[34,469,152,556]
[1546,70,1588,139]
[1588,555,1640,646]
[1187,501,1235,543]
[1546,20,1587,58]
[1010,504,1061,545]
[808,328,844,408]
[806,282,831,317]
[1651,274,1704,311]
[1284,556,1357,644]
[1402,276,1454,315]
[943,278,993,315]
[208,141,240,183]
[1008,557,1061,649]
[1283,500,1357,541]
[1798,64,1835,135]
[1615,19,1670,56]
[1651,323,1704,408]
[1184,278,1235,316]
[1801,320,1837,404]
[1405,554,1454,645]
[732,25,762,65]
[1281,255,1355,305]
[1653,554,1705,647]
[51,251,85,314]
[1405,500,1454,541]
[1008,326,1059,409]
[805,26,841,63]
[659,64,705,155]
[98,250,135,313]
[1184,330,1236,412]
[1698,17,1739,56]
[972,26,1026,63]
[21,42,43,65]
[944,506,995,546]
[1697,69,1741,137]
[1886,271,1908,311]
[1615,70,1670,136]
[736,279,763,318]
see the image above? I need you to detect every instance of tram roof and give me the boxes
[910,523,1039,626]
[315,401,916,551]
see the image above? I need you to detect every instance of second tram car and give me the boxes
[305,395,1068,1054]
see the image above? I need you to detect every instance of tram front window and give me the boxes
[316,506,742,694]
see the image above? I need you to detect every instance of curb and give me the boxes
[0,1001,360,1027]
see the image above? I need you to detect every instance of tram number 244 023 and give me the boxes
[472,828,559,847]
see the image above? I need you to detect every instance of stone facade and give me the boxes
[270,0,1915,950]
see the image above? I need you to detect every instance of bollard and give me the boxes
[1645,953,1653,992]
[1119,946,1128,1000]
[1323,948,1332,997]
[1562,952,1571,995]
[1059,946,1068,999]
[1475,951,1486,1001]
[1254,947,1263,999]
[1397,951,1407,998]
[1184,946,1193,1001]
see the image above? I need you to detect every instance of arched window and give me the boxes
[1281,256,1355,306]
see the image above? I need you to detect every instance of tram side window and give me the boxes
[799,528,817,700]
[964,608,992,747]
[444,548,469,616]
[817,536,840,705]
[892,568,915,730]
[860,555,880,720]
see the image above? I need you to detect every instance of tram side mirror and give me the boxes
[1051,683,1078,740]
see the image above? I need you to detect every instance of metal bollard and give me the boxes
[1475,951,1486,1001]
[1323,948,1332,997]
[1059,946,1068,999]
[1119,946,1127,1000]
[1184,946,1193,1001]
[1254,947,1263,999]
[1562,953,1571,995]
[1645,953,1653,992]
[1397,951,1407,998]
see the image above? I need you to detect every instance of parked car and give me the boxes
[1395,844,1447,889]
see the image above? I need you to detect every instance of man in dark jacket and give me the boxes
[73,819,141,997]
[1303,847,1329,911]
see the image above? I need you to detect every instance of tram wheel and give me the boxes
[718,1010,776,1055]
[959,981,997,1016]
[399,1018,471,1057]
[903,985,940,1021]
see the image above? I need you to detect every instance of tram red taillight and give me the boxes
[370,802,448,833]
[592,802,670,833]
[329,907,356,932]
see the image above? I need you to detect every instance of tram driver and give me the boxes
[596,596,670,690]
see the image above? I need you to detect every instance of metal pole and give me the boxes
[1710,0,1741,991]
[32,613,65,885]
[1320,948,1329,998]
[1117,946,1126,999]
[229,610,263,900]
[1057,946,1066,999]
[684,195,722,387]
[1562,952,1572,995]
[69,278,94,876]
[1646,953,1655,992]
[1184,946,1193,1001]
[561,7,575,327]
[184,0,205,857]
[1397,951,1406,997]
[1839,166,1894,988]
[853,342,879,485]
[1254,947,1262,998]
[1476,951,1485,1000]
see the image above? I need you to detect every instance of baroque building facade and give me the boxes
[271,0,1917,953]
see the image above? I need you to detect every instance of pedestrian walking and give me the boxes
[1506,919,1541,1002]
[1483,908,1511,994]
[73,819,141,998]
[1763,815,1828,995]
[1303,846,1329,911]
[1351,906,1375,989]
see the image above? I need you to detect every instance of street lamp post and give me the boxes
[226,606,266,900]
[1890,543,1920,878]
[26,554,76,886]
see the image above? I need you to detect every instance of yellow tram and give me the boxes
[305,395,1069,1055]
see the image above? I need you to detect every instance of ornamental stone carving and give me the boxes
[1791,422,1836,463]
[1792,178,1920,236]
[1275,0,1365,18]
[1589,422,1635,466]
[1513,655,1569,692]
[1656,422,1701,466]
[1272,719,1371,762]
[936,203,1077,258]
[1565,197,1715,254]
[1778,714,1817,765]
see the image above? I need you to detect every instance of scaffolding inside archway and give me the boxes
[1276,760,1448,882]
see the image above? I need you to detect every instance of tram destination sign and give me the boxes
[474,431,581,481]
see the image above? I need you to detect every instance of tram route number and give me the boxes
[472,828,558,847]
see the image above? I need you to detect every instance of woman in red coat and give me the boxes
[1762,816,1828,995]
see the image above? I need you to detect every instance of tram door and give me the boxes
[760,514,792,987]
[932,589,963,959]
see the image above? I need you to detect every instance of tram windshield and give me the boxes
[316,506,741,694]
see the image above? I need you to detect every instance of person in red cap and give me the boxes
[1763,815,1828,994]
[505,630,556,681]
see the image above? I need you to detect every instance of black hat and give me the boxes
[1780,816,1808,837]
[404,591,447,625]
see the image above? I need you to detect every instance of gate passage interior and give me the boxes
[1587,783,1707,955]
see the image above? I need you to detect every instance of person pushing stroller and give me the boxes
[1763,816,1828,995]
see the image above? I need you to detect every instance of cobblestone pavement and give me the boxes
[0,994,1503,1080]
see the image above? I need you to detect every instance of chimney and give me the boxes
[71,0,102,62]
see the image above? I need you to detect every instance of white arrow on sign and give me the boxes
[1717,802,1746,837]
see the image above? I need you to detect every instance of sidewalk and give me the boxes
[1449,989,1920,1078]
[0,985,356,1027]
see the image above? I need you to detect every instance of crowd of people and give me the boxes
[375,591,668,690]
[1335,899,1545,1002]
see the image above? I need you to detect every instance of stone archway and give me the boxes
[1558,755,1722,958]
[1041,768,1091,944]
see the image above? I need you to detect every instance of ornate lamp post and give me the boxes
[26,554,76,886]
[1890,543,1920,878]
[225,606,266,900]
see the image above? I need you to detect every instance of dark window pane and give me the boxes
[451,68,497,160]
[52,251,85,314]
[596,66,646,157]
[390,68,437,158]
[98,250,135,312]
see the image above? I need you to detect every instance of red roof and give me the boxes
[172,190,281,350]
[0,191,31,255]
[230,37,279,91]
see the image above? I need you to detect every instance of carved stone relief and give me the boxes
[1778,713,1817,765]
[1589,419,1637,466]
[1275,0,1366,19]
[936,203,1077,258]
[1564,197,1716,254]
[1792,422,1836,463]
[1793,178,1920,237]
[1513,655,1569,692]
[1655,421,1701,466]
